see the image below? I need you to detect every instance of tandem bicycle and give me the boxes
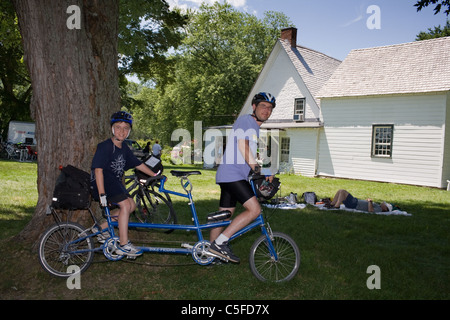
[38,170,300,282]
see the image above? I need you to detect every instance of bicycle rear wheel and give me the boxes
[249,232,300,282]
[132,188,177,225]
[38,222,94,278]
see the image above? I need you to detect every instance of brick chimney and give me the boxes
[281,27,297,48]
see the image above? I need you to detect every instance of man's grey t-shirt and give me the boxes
[216,114,259,183]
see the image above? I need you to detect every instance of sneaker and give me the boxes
[115,241,143,257]
[209,241,240,264]
[91,227,110,243]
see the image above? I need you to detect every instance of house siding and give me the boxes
[288,128,319,177]
[318,94,447,188]
[442,92,450,188]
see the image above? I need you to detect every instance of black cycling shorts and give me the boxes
[218,180,255,208]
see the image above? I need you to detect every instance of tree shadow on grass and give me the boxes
[0,205,35,240]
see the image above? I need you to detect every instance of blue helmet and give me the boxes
[252,92,276,108]
[110,111,133,128]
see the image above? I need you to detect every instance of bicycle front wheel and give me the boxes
[38,222,94,278]
[249,232,300,282]
[132,189,177,225]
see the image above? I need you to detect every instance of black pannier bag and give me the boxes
[252,176,281,201]
[135,154,163,181]
[52,165,91,210]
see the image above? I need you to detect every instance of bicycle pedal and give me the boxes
[205,250,226,261]
[218,256,229,263]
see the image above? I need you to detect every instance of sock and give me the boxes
[215,234,229,245]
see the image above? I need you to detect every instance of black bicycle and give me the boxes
[125,170,177,225]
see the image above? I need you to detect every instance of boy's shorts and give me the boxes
[108,193,132,205]
[218,180,255,208]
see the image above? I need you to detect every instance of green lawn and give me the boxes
[0,159,449,300]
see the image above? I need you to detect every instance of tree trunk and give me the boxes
[12,0,120,243]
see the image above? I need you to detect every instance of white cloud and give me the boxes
[341,3,367,27]
[227,0,246,7]
[167,0,247,11]
[342,15,363,27]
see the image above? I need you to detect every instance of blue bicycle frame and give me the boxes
[101,172,278,261]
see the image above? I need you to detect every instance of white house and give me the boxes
[235,28,450,188]
[316,36,450,188]
[238,28,341,176]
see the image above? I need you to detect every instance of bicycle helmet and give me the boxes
[252,92,276,109]
[110,111,133,128]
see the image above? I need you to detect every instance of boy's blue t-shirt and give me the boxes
[216,114,260,183]
[91,139,142,197]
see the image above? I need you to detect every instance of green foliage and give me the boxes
[128,3,293,145]
[415,0,450,40]
[2,1,289,147]
[416,19,450,39]
[172,3,292,130]
[1,0,187,141]
[118,0,188,79]
[0,0,32,140]
[415,0,450,15]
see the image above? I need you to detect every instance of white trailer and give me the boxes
[7,121,36,145]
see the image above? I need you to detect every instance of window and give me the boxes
[281,137,290,163]
[372,125,393,158]
[294,98,305,122]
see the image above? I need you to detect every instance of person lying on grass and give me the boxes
[324,189,393,213]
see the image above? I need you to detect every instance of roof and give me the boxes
[318,36,450,98]
[279,39,341,105]
[262,119,323,129]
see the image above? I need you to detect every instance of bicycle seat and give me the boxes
[170,170,202,177]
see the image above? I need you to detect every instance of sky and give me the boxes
[166,0,449,61]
